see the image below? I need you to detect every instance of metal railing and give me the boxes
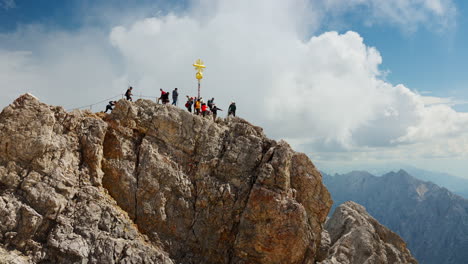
[66,93,161,111]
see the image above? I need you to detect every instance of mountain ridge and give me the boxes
[322,164,468,199]
[324,169,468,264]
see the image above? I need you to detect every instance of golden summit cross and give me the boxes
[193,59,206,98]
[193,59,205,78]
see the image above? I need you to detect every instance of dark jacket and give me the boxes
[125,89,132,97]
[228,103,236,112]
[212,107,222,115]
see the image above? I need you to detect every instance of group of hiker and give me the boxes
[105,86,237,120]
[157,88,178,105]
[183,96,236,121]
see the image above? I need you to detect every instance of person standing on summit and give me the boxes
[211,104,222,121]
[158,89,166,104]
[125,87,133,101]
[162,91,170,104]
[228,102,236,117]
[194,98,201,115]
[172,88,179,106]
[207,97,215,111]
[185,96,193,112]
[201,103,208,117]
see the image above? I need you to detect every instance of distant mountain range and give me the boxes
[323,170,468,264]
[321,164,468,199]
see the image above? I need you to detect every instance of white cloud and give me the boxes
[0,26,125,111]
[0,0,466,163]
[395,102,468,143]
[420,95,468,107]
[314,130,468,177]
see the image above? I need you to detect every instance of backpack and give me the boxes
[185,102,190,107]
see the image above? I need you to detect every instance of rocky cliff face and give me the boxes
[99,96,333,264]
[318,202,417,264]
[0,94,333,263]
[0,95,173,264]
[0,94,419,264]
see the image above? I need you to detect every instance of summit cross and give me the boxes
[193,59,206,99]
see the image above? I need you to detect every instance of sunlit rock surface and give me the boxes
[0,94,333,263]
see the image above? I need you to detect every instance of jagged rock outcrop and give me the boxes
[318,202,418,264]
[0,94,332,263]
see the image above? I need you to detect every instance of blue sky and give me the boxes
[317,1,468,112]
[1,0,468,178]
[0,0,189,31]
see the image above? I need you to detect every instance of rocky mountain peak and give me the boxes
[0,94,334,263]
[0,94,416,263]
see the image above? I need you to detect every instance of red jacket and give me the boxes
[201,104,208,112]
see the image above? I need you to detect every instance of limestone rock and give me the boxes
[101,99,332,263]
[319,201,417,264]
[0,246,32,264]
[0,94,333,263]
[0,94,172,264]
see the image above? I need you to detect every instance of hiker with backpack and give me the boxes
[125,87,133,101]
[194,98,201,115]
[162,91,170,104]
[105,101,116,113]
[228,102,236,117]
[185,96,193,113]
[211,104,222,121]
[172,88,179,106]
[158,89,166,104]
[207,98,215,111]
